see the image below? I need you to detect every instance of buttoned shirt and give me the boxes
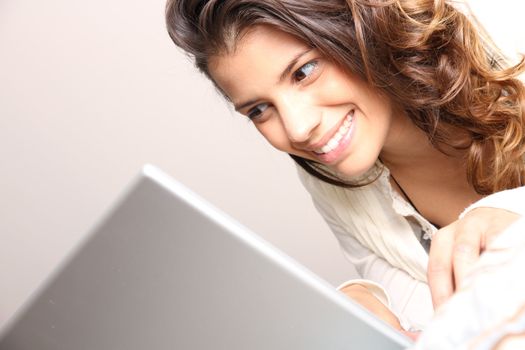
[296,163,525,330]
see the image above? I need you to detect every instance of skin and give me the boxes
[428,207,520,308]
[208,24,520,328]
[209,25,399,179]
[339,284,402,329]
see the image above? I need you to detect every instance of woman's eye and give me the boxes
[247,103,269,120]
[293,61,318,82]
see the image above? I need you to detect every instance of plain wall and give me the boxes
[1,0,523,328]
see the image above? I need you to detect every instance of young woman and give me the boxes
[165,0,525,333]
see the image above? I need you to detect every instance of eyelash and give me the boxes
[247,103,269,120]
[292,60,319,83]
[246,60,320,122]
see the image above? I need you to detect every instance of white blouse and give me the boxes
[296,163,525,331]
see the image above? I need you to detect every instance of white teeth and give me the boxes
[327,139,339,149]
[314,112,354,155]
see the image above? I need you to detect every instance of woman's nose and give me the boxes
[277,94,321,144]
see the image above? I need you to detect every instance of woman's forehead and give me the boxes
[208,26,311,99]
[209,25,307,68]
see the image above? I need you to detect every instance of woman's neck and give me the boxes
[379,111,467,171]
[379,113,483,227]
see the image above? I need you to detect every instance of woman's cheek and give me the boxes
[256,120,288,150]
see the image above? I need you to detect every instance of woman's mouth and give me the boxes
[312,111,356,163]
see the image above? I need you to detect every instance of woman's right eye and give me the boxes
[247,103,269,121]
[292,60,318,82]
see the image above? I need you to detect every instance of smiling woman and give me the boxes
[208,25,396,177]
[165,0,525,337]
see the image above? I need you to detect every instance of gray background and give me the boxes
[1,0,523,328]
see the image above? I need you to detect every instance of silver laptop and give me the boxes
[0,165,411,349]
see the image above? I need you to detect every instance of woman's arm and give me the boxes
[295,164,433,329]
[312,196,434,330]
[338,282,402,330]
[335,233,434,331]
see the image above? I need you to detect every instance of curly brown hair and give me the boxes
[166,0,525,194]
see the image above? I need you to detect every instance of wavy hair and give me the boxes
[166,0,525,194]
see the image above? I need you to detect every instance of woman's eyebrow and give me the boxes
[234,48,313,112]
[234,98,259,112]
[277,48,313,83]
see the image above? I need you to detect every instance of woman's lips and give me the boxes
[312,111,356,164]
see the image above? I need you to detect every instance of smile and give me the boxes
[313,111,354,155]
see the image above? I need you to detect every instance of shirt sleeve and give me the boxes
[311,197,434,331]
[460,186,525,218]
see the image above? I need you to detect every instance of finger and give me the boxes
[453,230,481,290]
[428,225,455,309]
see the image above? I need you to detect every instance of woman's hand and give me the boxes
[339,284,402,330]
[427,207,521,309]
[340,284,421,341]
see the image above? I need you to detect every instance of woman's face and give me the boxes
[209,25,399,178]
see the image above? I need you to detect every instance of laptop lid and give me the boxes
[0,165,411,349]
